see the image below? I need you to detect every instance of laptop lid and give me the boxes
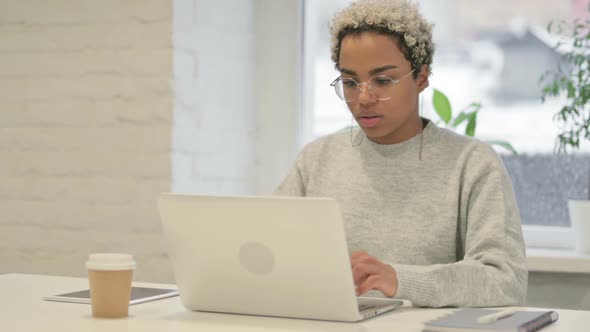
[158,193,400,322]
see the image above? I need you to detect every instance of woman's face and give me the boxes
[338,32,429,144]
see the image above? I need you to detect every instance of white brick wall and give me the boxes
[172,0,257,195]
[0,0,301,284]
[0,0,174,282]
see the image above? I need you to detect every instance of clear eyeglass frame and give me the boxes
[330,68,416,102]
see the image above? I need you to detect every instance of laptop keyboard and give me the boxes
[358,304,376,311]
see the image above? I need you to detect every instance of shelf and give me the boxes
[527,248,590,274]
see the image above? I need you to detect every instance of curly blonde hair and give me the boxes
[330,0,434,76]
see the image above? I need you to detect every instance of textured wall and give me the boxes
[172,0,256,195]
[0,0,174,282]
[0,0,299,284]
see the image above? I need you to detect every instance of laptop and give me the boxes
[157,193,403,322]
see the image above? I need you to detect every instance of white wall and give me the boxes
[172,0,301,195]
[173,0,255,195]
[253,0,302,194]
[0,0,174,282]
[0,0,301,283]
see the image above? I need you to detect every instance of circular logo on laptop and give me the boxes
[238,242,275,275]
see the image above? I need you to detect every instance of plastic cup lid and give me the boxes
[85,253,136,271]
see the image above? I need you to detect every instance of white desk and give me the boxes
[3,273,589,331]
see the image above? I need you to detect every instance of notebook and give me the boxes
[423,308,559,332]
[157,193,404,322]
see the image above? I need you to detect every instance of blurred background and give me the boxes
[1,0,589,310]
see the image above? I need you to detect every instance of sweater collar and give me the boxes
[356,118,441,159]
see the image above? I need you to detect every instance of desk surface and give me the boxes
[3,273,589,331]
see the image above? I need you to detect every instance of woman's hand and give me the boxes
[350,251,398,297]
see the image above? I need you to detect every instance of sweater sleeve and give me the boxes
[273,153,306,196]
[273,138,324,196]
[392,146,528,307]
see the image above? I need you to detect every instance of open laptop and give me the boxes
[157,193,403,322]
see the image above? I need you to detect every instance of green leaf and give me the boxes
[451,111,470,127]
[465,112,477,137]
[464,102,482,113]
[552,81,560,95]
[567,81,576,98]
[487,141,518,155]
[432,89,452,124]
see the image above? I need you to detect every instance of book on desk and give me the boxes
[423,308,559,332]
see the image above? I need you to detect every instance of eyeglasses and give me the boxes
[330,68,416,102]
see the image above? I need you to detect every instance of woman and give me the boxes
[275,0,527,307]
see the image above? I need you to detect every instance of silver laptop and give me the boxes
[158,193,403,322]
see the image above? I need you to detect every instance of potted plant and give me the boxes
[540,9,590,253]
[431,88,518,154]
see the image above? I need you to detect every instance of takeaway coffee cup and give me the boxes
[86,253,136,318]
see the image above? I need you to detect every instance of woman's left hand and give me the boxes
[350,251,398,297]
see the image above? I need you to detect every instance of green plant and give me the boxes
[540,9,590,153]
[431,88,518,154]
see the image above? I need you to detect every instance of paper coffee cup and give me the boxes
[86,253,136,318]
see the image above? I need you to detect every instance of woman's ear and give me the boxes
[417,65,430,93]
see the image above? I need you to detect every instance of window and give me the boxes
[302,0,590,249]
